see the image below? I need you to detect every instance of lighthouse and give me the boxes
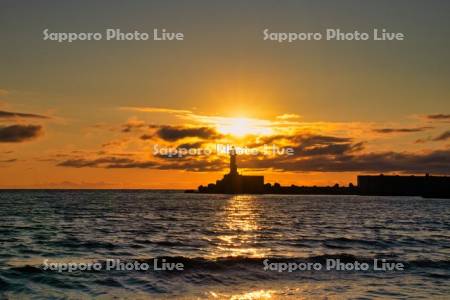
[229,147,238,175]
[197,146,264,194]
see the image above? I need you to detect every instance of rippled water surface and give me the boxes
[0,191,449,299]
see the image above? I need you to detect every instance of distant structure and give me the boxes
[358,174,450,198]
[198,147,265,194]
[192,150,450,198]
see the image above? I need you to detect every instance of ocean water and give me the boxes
[0,191,449,299]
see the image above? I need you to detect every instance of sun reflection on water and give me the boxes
[208,289,275,300]
[230,289,275,300]
[209,195,271,259]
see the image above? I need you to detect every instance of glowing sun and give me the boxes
[216,117,272,137]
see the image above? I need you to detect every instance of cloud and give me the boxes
[55,107,450,175]
[176,142,204,149]
[373,127,432,134]
[0,158,17,163]
[57,155,225,172]
[433,130,450,141]
[287,134,363,156]
[119,106,192,115]
[293,134,350,145]
[0,110,49,119]
[415,130,450,143]
[128,124,220,141]
[276,114,301,120]
[295,141,364,156]
[140,134,153,140]
[121,118,222,142]
[239,149,450,174]
[56,133,365,172]
[105,161,157,169]
[122,119,147,132]
[57,157,136,168]
[426,114,450,120]
[0,125,43,142]
[155,125,221,141]
[247,133,361,156]
[56,147,450,174]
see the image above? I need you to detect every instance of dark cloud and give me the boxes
[294,141,364,156]
[239,149,450,174]
[57,155,224,172]
[56,127,450,174]
[373,127,432,134]
[56,147,450,174]
[433,130,450,141]
[156,125,221,141]
[291,135,362,156]
[293,134,351,145]
[248,134,353,149]
[250,134,363,156]
[105,161,157,169]
[110,158,225,171]
[0,110,49,119]
[123,122,221,142]
[0,125,42,142]
[57,157,136,168]
[177,142,204,149]
[427,114,450,120]
[0,158,17,163]
[140,134,153,140]
[415,130,450,143]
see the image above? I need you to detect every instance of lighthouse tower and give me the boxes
[229,147,238,175]
[197,146,264,193]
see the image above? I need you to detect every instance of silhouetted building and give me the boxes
[358,174,450,198]
[198,148,264,194]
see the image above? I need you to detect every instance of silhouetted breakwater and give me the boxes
[191,174,450,198]
[187,150,450,198]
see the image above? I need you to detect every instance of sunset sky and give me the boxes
[0,0,449,188]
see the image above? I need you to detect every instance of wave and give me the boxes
[149,255,450,271]
[7,254,450,274]
[323,237,390,249]
[2,254,449,296]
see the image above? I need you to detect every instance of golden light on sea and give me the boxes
[208,195,271,259]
